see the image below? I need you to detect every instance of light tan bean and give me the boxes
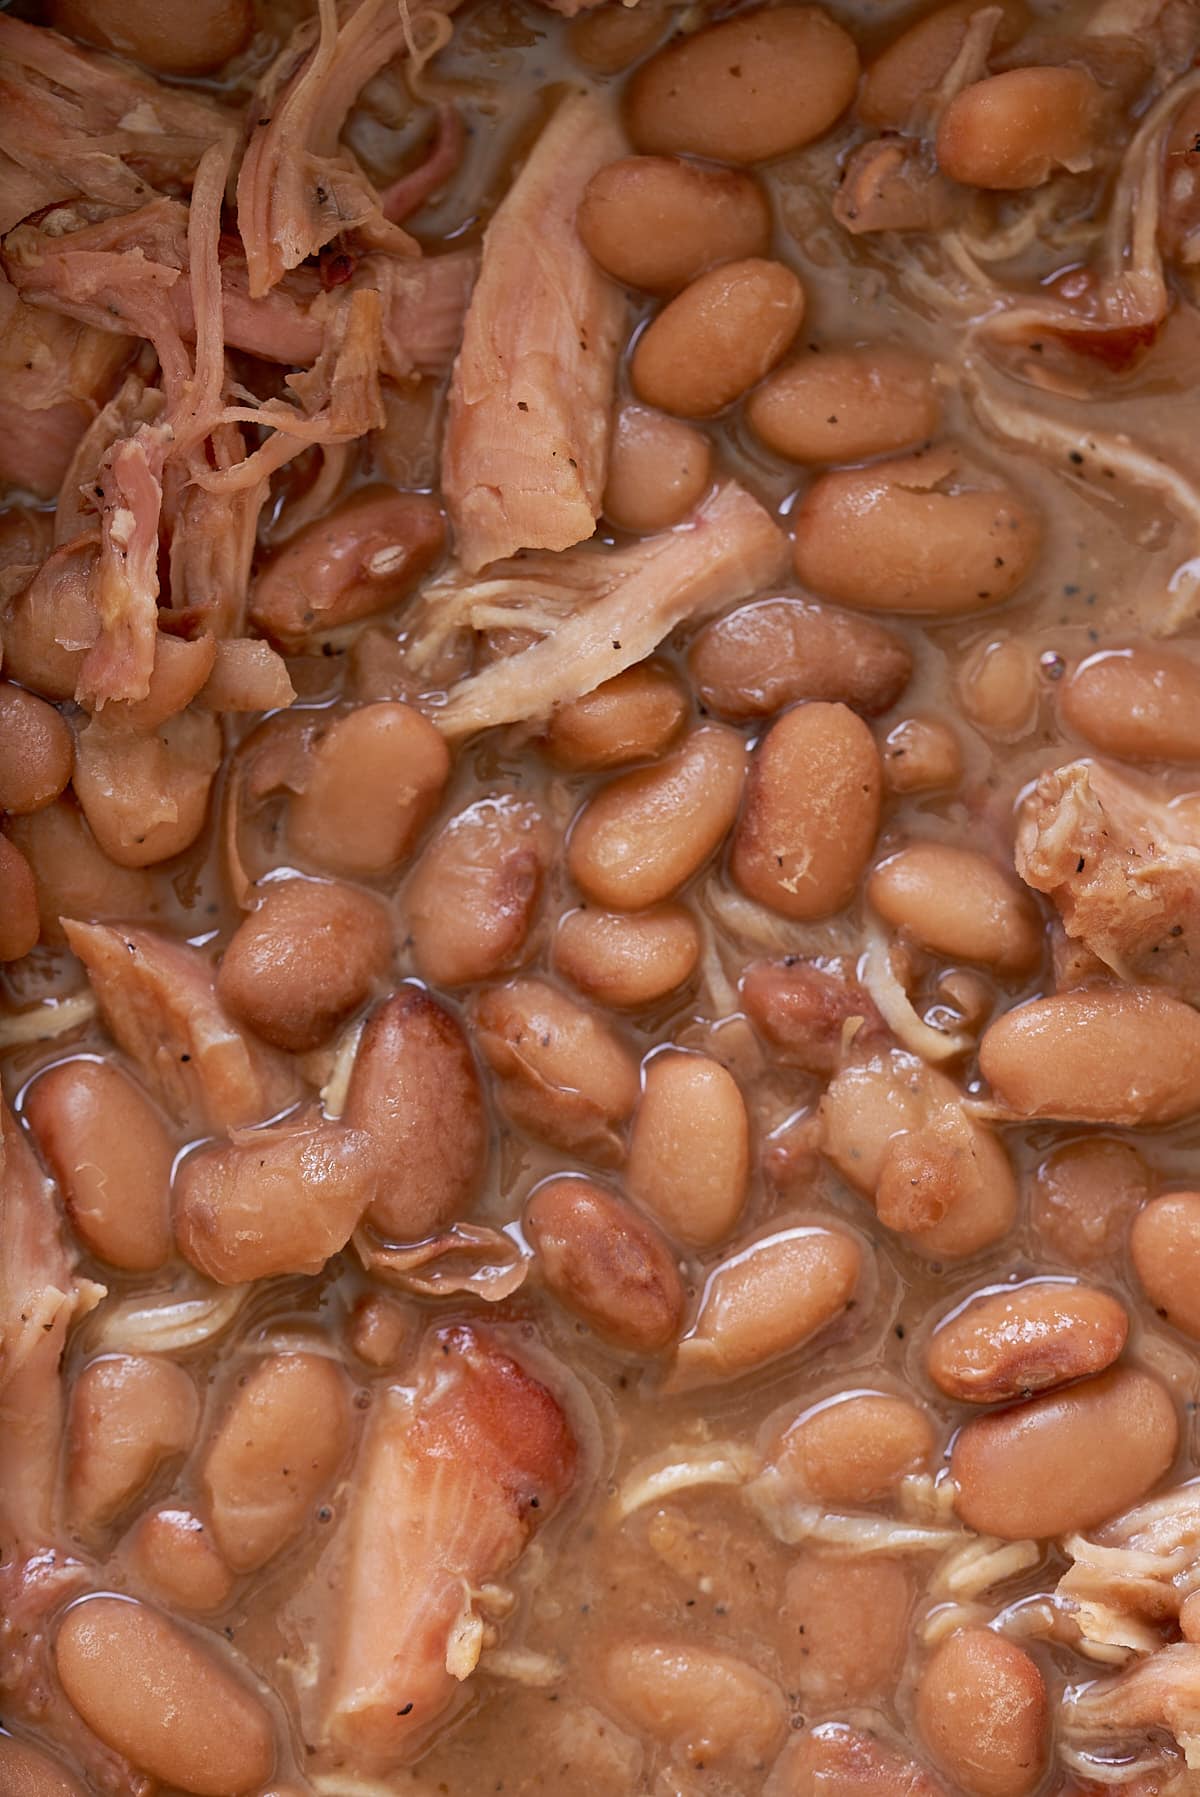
[689,597,912,722]
[72,709,222,869]
[937,67,1102,191]
[882,714,963,793]
[568,0,668,70]
[539,659,688,770]
[344,986,487,1240]
[627,1050,749,1246]
[927,1280,1128,1403]
[625,8,859,164]
[1060,646,1200,761]
[951,1367,1178,1538]
[859,0,1030,129]
[956,637,1038,738]
[216,878,393,1053]
[6,800,156,946]
[407,795,551,985]
[765,1392,935,1507]
[554,904,700,1008]
[673,1225,862,1384]
[784,1556,912,1705]
[93,633,216,734]
[917,1628,1047,1797]
[732,702,881,919]
[579,156,770,294]
[474,978,639,1164]
[203,1353,352,1573]
[123,1507,234,1613]
[1,540,96,700]
[50,0,251,72]
[67,1353,199,1536]
[605,1640,787,1770]
[55,1596,274,1794]
[347,1292,418,1369]
[980,987,1200,1125]
[0,683,73,814]
[632,259,805,418]
[524,1174,685,1352]
[747,347,939,465]
[0,834,38,961]
[175,1113,377,1285]
[26,1060,172,1271]
[1032,1137,1151,1266]
[1131,1193,1200,1340]
[767,1725,943,1797]
[603,407,713,534]
[288,702,450,878]
[198,638,295,715]
[792,449,1041,614]
[568,725,745,910]
[0,1737,87,1797]
[868,843,1042,971]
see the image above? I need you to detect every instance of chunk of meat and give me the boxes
[742,958,888,1077]
[75,425,168,711]
[1063,1644,1200,1770]
[442,92,627,571]
[1016,759,1200,999]
[62,921,299,1131]
[309,1324,577,1768]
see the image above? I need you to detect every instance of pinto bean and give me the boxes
[123,1507,234,1613]
[689,597,912,722]
[951,1367,1178,1538]
[250,487,444,650]
[344,986,487,1240]
[202,1353,352,1573]
[524,1175,685,1352]
[288,702,450,879]
[605,1640,787,1770]
[568,0,668,72]
[747,347,939,465]
[0,1737,87,1797]
[603,408,713,534]
[93,633,216,734]
[627,1050,749,1247]
[474,978,639,1164]
[917,1629,1047,1797]
[926,1281,1128,1403]
[1060,646,1200,762]
[859,0,1030,129]
[407,795,551,985]
[767,1724,944,1797]
[25,1060,172,1271]
[882,714,962,793]
[0,683,73,814]
[631,259,805,418]
[868,843,1042,972]
[539,659,688,770]
[937,68,1102,191]
[198,639,295,715]
[553,904,700,1008]
[673,1225,862,1384]
[732,702,881,919]
[72,709,222,868]
[784,1556,912,1705]
[568,725,745,910]
[216,879,393,1053]
[346,1292,418,1369]
[1131,1193,1200,1341]
[1032,1137,1151,1267]
[55,1596,274,1795]
[742,957,885,1077]
[956,636,1038,737]
[980,987,1200,1125]
[0,540,96,701]
[67,1354,199,1536]
[765,1392,935,1507]
[50,0,252,73]
[625,8,860,164]
[0,834,38,961]
[579,157,770,295]
[6,800,157,945]
[792,449,1041,614]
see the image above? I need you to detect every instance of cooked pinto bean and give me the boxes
[765,1391,935,1506]
[956,636,1038,737]
[71,708,221,869]
[407,795,551,984]
[784,1556,912,1705]
[0,1737,87,1797]
[747,348,939,465]
[67,1354,199,1536]
[55,1596,274,1795]
[917,1628,1047,1797]
[0,834,38,961]
[732,703,882,919]
[631,259,805,418]
[288,702,450,878]
[673,1225,862,1384]
[0,682,73,814]
[792,450,1041,614]
[578,157,771,294]
[250,487,445,650]
[868,843,1042,971]
[6,801,157,945]
[202,1353,352,1573]
[979,987,1200,1125]
[627,1050,749,1246]
[1131,1192,1200,1341]
[937,68,1103,191]
[216,879,393,1053]
[524,1175,685,1352]
[625,8,860,164]
[1061,647,1200,761]
[1,540,97,700]
[926,1280,1128,1403]
[474,978,639,1163]
[859,0,1030,129]
[123,1507,235,1613]
[689,597,912,722]
[554,903,700,1008]
[1032,1137,1151,1266]
[603,407,713,534]
[347,1292,418,1369]
[882,714,962,794]
[568,0,668,71]
[741,957,885,1076]
[50,0,252,73]
[605,1640,787,1769]
[951,1367,1178,1538]
[539,659,688,770]
[568,725,745,909]
[344,986,487,1240]
[26,1059,172,1270]
[767,1724,944,1797]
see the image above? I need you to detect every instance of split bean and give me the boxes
[124,1508,234,1613]
[689,597,913,722]
[956,637,1038,737]
[1131,1192,1200,1340]
[602,408,713,534]
[1032,1137,1151,1267]
[747,347,939,465]
[407,794,551,984]
[50,0,252,73]
[0,540,96,700]
[631,258,805,417]
[937,68,1103,191]
[742,957,884,1076]
[553,904,700,1008]
[539,659,688,771]
[0,682,73,814]
[926,1280,1128,1403]
[72,710,222,869]
[766,1391,935,1507]
[1061,646,1200,761]
[66,1354,199,1536]
[867,842,1043,971]
[917,1628,1047,1797]
[627,1050,749,1247]
[578,156,770,294]
[524,1175,685,1352]
[0,835,38,961]
[605,1640,787,1769]
[288,702,450,878]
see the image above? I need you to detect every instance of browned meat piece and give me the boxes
[742,958,888,1077]
[834,136,962,235]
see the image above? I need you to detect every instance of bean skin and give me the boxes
[1131,1193,1200,1341]
[926,1281,1128,1403]
[859,0,1031,130]
[553,904,700,1008]
[0,681,73,814]
[1032,1137,1151,1267]
[632,259,805,418]
[689,597,913,722]
[539,659,688,771]
[605,1640,787,1770]
[747,347,939,465]
[524,1175,685,1352]
[602,407,713,535]
[627,1050,749,1247]
[407,795,551,985]
[66,1354,199,1537]
[0,834,39,961]
[1060,646,1200,762]
[765,1392,935,1507]
[937,68,1103,191]
[917,1628,1047,1797]
[578,156,771,294]
[867,843,1043,971]
[951,1367,1179,1538]
[0,1737,88,1797]
[288,702,450,879]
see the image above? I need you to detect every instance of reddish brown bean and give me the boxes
[868,843,1043,971]
[859,0,1030,129]
[926,1281,1128,1403]
[1032,1137,1152,1267]
[525,1175,685,1352]
[767,1724,944,1797]
[882,714,963,793]
[747,347,939,465]
[917,1628,1047,1797]
[937,68,1103,191]
[6,800,157,946]
[1061,646,1200,762]
[288,702,450,878]
[784,1556,912,1705]
[0,834,38,961]
[0,1737,87,1797]
[579,157,771,294]
[0,682,73,814]
[605,1640,787,1769]
[539,659,688,771]
[765,1392,935,1507]
[603,407,713,534]
[50,0,251,73]
[407,795,551,985]
[1131,1192,1200,1341]
[632,259,805,418]
[123,1508,235,1613]
[627,1050,749,1247]
[689,597,913,722]
[67,1354,199,1536]
[553,904,700,1008]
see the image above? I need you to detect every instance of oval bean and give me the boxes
[605,1640,787,1769]
[625,8,859,164]
[917,1628,1047,1797]
[732,702,882,919]
[927,1280,1128,1403]
[524,1175,685,1352]
[0,683,73,815]
[49,0,251,73]
[937,68,1102,191]
[6,799,156,946]
[1032,1137,1151,1267]
[1061,646,1200,762]
[742,957,885,1077]
[1,540,96,700]
[766,1392,935,1507]
[55,1596,274,1794]
[627,1050,749,1247]
[288,702,450,878]
[568,725,745,910]
[26,1059,173,1271]
[0,1737,87,1797]
[0,835,38,961]
[956,637,1038,737]
[859,0,1030,129]
[767,1724,944,1797]
[689,597,912,722]
[868,842,1042,971]
[578,156,771,294]
[979,987,1200,1125]
[631,259,805,418]
[124,1507,234,1613]
[539,659,688,771]
[951,1367,1178,1538]
[882,714,962,793]
[1131,1193,1200,1341]
[553,904,700,1008]
[407,795,551,984]
[602,407,713,534]
[66,1353,199,1536]
[568,0,667,72]
[784,1555,912,1705]
[747,347,939,465]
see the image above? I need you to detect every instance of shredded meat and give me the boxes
[1063,1644,1200,1770]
